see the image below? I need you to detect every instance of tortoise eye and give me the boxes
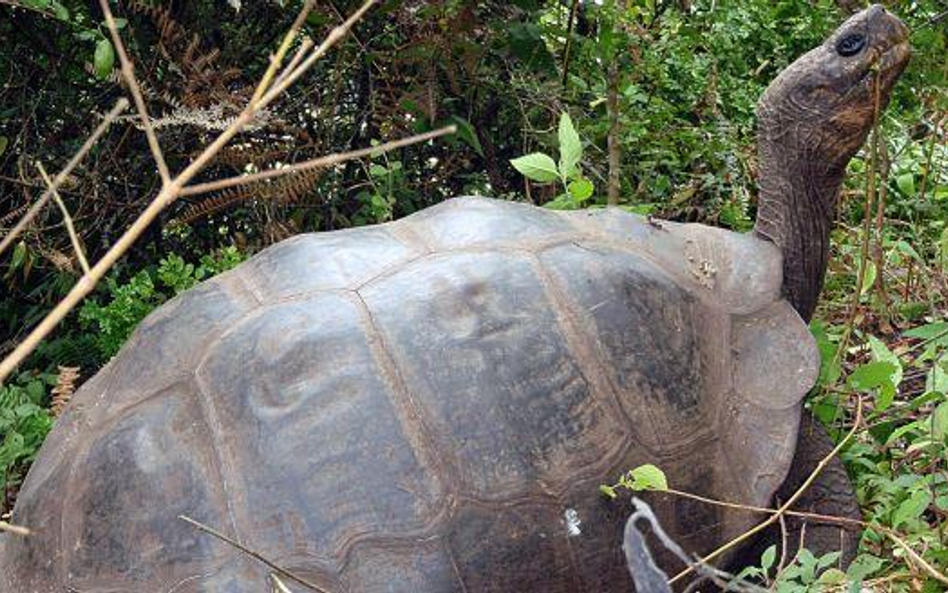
[836,33,867,57]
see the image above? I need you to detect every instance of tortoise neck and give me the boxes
[753,135,844,323]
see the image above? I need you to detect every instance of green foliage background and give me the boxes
[1,0,947,588]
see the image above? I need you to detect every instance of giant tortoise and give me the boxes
[0,5,909,591]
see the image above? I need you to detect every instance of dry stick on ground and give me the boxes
[178,515,327,593]
[36,162,90,274]
[0,98,128,258]
[668,397,865,586]
[0,0,452,386]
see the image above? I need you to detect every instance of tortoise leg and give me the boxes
[739,412,861,572]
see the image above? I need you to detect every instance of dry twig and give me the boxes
[36,163,89,274]
[99,0,170,185]
[178,515,327,592]
[0,99,128,258]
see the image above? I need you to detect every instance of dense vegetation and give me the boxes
[1,0,947,589]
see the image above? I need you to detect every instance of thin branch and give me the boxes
[0,520,31,536]
[178,515,328,593]
[0,98,128,258]
[36,162,89,274]
[180,125,456,197]
[98,0,170,186]
[274,38,315,89]
[258,0,379,109]
[668,396,865,585]
[252,0,316,103]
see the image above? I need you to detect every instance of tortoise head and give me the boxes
[757,4,910,172]
[754,5,910,322]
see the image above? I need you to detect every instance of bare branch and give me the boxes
[274,38,315,89]
[0,520,31,537]
[252,0,316,103]
[36,162,89,274]
[258,0,379,109]
[178,515,328,593]
[0,99,128,259]
[98,0,171,186]
[180,125,456,197]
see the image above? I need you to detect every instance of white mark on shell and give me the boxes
[564,508,582,536]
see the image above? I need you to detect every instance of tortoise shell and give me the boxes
[1,197,818,591]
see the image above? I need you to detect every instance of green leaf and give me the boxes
[896,172,916,197]
[51,1,69,20]
[849,361,899,410]
[905,322,948,340]
[627,464,668,491]
[11,241,26,270]
[932,400,948,441]
[94,38,115,80]
[599,484,618,499]
[450,116,484,157]
[868,335,903,390]
[510,153,559,183]
[567,178,594,202]
[0,136,8,157]
[760,545,776,571]
[846,554,883,582]
[506,23,556,73]
[859,260,876,296]
[816,568,847,585]
[558,112,582,179]
[892,489,931,527]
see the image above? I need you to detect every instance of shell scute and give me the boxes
[360,250,629,498]
[63,386,231,589]
[196,293,446,560]
[241,226,420,301]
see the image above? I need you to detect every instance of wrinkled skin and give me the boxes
[755,4,910,320]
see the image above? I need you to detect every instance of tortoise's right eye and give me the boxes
[836,33,866,57]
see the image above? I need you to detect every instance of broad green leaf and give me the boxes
[510,153,559,183]
[846,554,883,582]
[506,23,556,73]
[896,172,916,197]
[51,1,69,20]
[868,335,902,390]
[628,464,668,491]
[94,38,115,80]
[760,545,776,571]
[0,136,7,157]
[558,112,582,179]
[849,361,898,411]
[567,178,594,202]
[892,489,931,527]
[932,400,948,441]
[815,568,847,585]
[905,322,948,340]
